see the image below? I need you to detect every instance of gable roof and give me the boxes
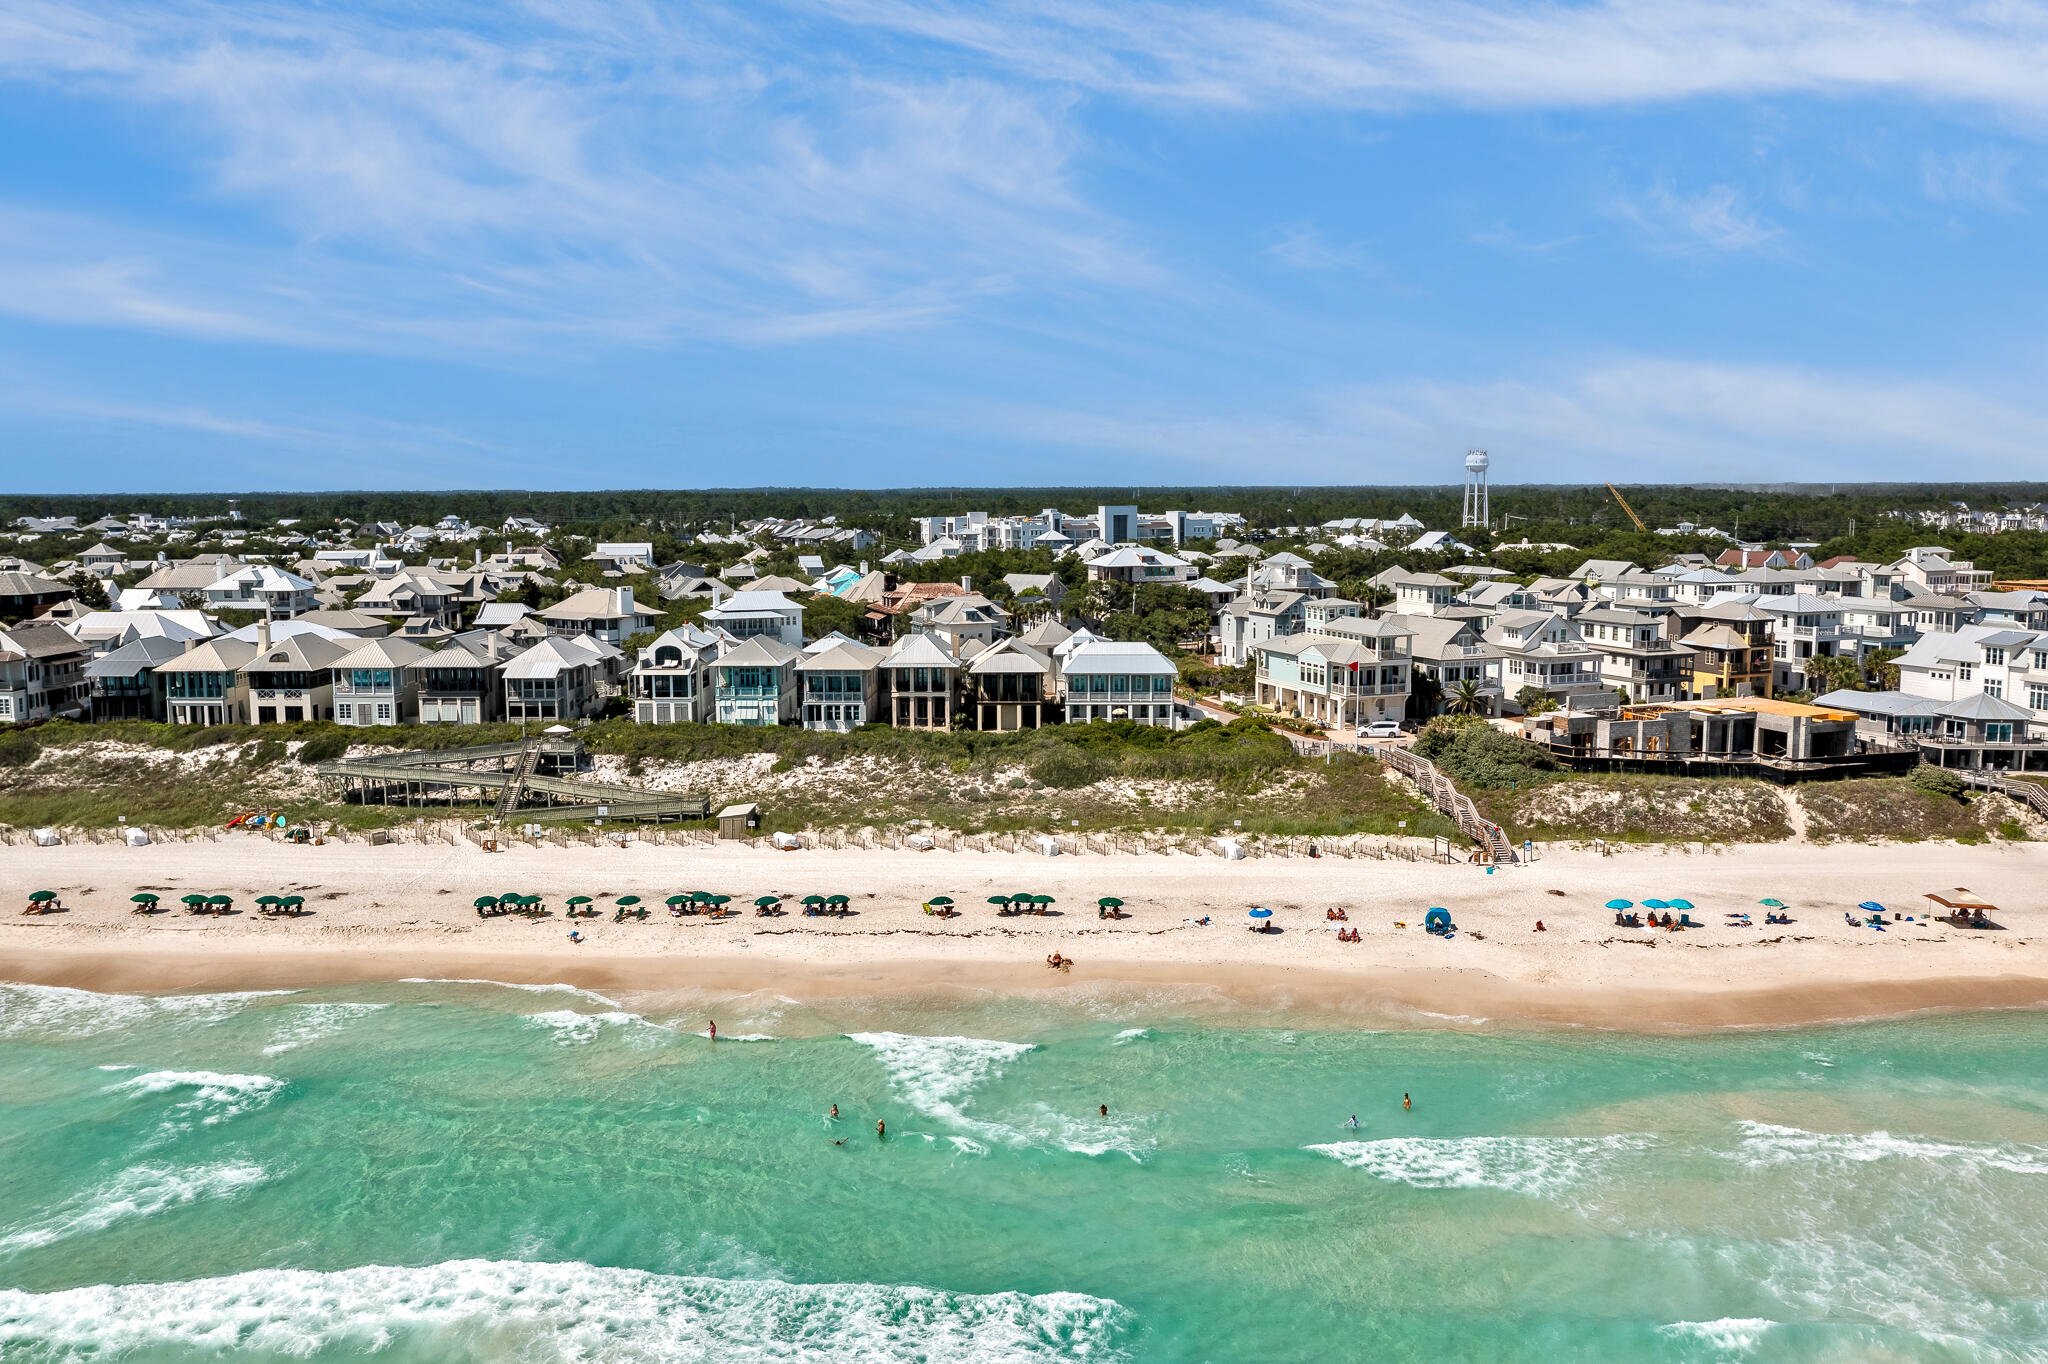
[881,631,961,669]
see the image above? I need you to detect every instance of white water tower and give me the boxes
[1461,449,1490,528]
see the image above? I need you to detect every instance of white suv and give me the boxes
[1358,718,1403,740]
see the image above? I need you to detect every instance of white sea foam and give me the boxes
[1308,1135,1652,1197]
[1111,1028,1148,1045]
[1658,1318,1775,1355]
[697,1031,777,1042]
[262,1001,390,1055]
[1732,1121,2048,1175]
[0,1161,270,1255]
[848,1033,1034,1128]
[846,1033,1150,1160]
[107,1069,286,1135]
[0,1258,1131,1362]
[402,978,622,1008]
[525,1010,670,1046]
[0,984,297,1040]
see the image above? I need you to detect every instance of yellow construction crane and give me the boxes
[1605,483,1648,533]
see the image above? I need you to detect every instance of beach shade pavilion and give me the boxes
[1926,889,1998,926]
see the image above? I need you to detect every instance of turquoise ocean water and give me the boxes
[2,979,2047,1362]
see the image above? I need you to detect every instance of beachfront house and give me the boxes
[881,631,961,729]
[712,636,803,726]
[910,592,1011,652]
[155,635,258,725]
[796,639,886,731]
[1253,618,1413,729]
[405,634,508,725]
[85,634,190,721]
[0,623,91,723]
[630,625,721,725]
[1486,610,1606,704]
[242,625,352,723]
[965,637,1058,731]
[1578,605,1691,703]
[1217,591,1306,666]
[1385,615,1503,716]
[331,636,433,727]
[1059,640,1178,726]
[500,635,611,722]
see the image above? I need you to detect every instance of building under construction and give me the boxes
[1518,696,1911,780]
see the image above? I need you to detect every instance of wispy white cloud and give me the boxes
[1265,222,1384,274]
[1610,181,1782,254]
[945,355,2048,482]
[0,1,1150,354]
[1920,147,2024,207]
[811,0,2048,118]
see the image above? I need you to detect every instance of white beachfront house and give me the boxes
[1059,640,1178,725]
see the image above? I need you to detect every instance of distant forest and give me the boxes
[5,483,2047,549]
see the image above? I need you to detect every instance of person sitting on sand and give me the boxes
[1534,920,1546,932]
[568,930,582,943]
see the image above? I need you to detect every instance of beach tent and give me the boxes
[1424,908,1452,933]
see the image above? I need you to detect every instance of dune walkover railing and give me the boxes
[315,737,710,824]
[1956,769,2048,820]
[1368,743,1519,864]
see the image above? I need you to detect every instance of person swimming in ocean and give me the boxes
[1403,1093,1411,1111]
[830,1104,839,1120]
[1099,1104,1108,1118]
[1344,1115,1359,1129]
[833,1138,847,1146]
[876,1119,886,1139]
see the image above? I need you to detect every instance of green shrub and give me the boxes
[295,731,351,765]
[1907,764,1966,800]
[0,731,40,768]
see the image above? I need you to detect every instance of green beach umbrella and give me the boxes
[256,895,282,907]
[473,896,499,909]
[1759,898,1786,908]
[927,896,954,907]
[1097,897,1123,908]
[710,895,732,906]
[28,890,56,903]
[691,891,714,904]
[206,894,232,905]
[665,895,690,907]
[499,891,524,906]
[131,893,158,905]
[281,896,304,909]
[1032,895,1055,907]
[754,895,780,908]
[568,895,594,906]
[987,896,1010,909]
[180,894,207,906]
[826,894,850,907]
[801,895,825,907]
[616,895,642,906]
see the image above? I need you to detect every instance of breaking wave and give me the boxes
[525,1010,671,1046]
[0,984,297,1040]
[263,1001,390,1055]
[0,1161,270,1256]
[0,1258,1131,1362]
[846,1033,1149,1160]
[1307,1135,1653,1198]
[107,1069,285,1136]
[1732,1122,2048,1175]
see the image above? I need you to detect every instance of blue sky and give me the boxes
[1,0,2045,492]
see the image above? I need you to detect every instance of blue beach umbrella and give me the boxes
[1642,899,1669,910]
[1248,908,1273,919]
[1605,899,1633,910]
[1858,901,1886,913]
[1665,899,1694,911]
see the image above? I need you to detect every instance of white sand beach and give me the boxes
[2,831,2043,1028]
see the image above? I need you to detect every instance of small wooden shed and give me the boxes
[716,802,761,840]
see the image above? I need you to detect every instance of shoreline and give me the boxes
[3,831,2045,1031]
[7,942,2048,1033]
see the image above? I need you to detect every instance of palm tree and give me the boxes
[1447,678,1485,717]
